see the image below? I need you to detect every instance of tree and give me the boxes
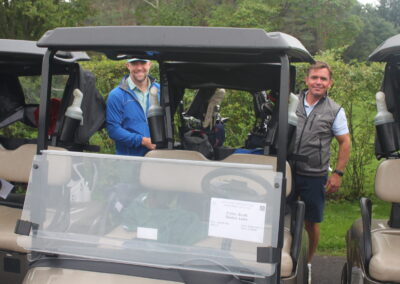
[0,0,91,40]
[85,0,140,26]
[344,5,398,61]
[135,0,217,26]
[134,0,278,30]
[207,0,278,31]
[378,0,400,27]
[276,0,363,54]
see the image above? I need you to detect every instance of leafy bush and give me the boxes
[2,54,384,201]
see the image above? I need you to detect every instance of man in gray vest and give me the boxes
[293,61,351,278]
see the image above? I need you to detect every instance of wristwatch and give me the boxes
[333,169,344,177]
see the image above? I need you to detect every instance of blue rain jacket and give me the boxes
[106,75,160,156]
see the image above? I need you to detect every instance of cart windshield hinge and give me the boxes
[257,247,280,263]
[14,219,38,236]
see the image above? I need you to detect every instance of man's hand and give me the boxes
[141,137,156,150]
[325,173,342,194]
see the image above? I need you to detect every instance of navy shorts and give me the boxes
[290,174,327,223]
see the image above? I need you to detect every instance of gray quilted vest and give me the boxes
[294,91,341,176]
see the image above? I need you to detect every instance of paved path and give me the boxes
[311,255,346,284]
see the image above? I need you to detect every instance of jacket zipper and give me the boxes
[123,82,157,120]
[309,114,316,130]
[319,138,322,166]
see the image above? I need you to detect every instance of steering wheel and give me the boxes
[201,167,273,201]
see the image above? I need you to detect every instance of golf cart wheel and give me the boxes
[341,263,348,284]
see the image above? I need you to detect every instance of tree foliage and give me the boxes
[85,0,140,26]
[135,0,215,26]
[0,0,91,40]
[344,5,398,61]
[276,0,363,54]
[207,0,278,30]
[378,0,400,27]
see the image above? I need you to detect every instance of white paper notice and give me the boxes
[208,198,266,243]
[0,179,14,199]
[137,227,158,240]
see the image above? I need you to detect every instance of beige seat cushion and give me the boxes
[375,159,400,203]
[145,149,208,161]
[142,150,209,193]
[194,228,292,277]
[369,229,400,282]
[24,267,183,284]
[0,206,26,253]
[0,144,67,183]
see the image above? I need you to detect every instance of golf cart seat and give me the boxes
[23,267,183,284]
[0,144,64,283]
[145,149,209,161]
[221,153,293,277]
[143,150,294,277]
[0,144,67,183]
[0,206,26,253]
[365,159,400,282]
[0,144,68,252]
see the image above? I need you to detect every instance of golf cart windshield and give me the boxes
[20,150,281,278]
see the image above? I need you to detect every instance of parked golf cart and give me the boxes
[15,26,314,284]
[342,34,400,284]
[0,39,103,283]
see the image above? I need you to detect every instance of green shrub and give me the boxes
[2,54,385,201]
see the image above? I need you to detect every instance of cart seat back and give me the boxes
[0,144,68,253]
[0,144,68,183]
[368,159,400,282]
[375,159,400,203]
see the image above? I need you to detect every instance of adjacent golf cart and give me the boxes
[0,39,103,283]
[15,26,314,284]
[342,34,400,283]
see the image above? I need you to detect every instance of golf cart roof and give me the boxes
[0,39,89,75]
[368,33,400,62]
[37,26,314,63]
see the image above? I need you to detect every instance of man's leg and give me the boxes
[305,220,320,263]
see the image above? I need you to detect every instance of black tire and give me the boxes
[341,262,348,284]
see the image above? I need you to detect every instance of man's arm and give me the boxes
[325,133,351,194]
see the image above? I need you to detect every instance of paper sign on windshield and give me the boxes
[208,198,266,243]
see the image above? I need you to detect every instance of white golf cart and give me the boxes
[342,33,400,284]
[15,26,314,284]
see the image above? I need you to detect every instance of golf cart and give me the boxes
[15,26,313,284]
[0,39,103,283]
[342,34,400,283]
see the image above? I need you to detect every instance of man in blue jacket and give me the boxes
[106,58,160,156]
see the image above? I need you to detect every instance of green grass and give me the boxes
[318,198,391,256]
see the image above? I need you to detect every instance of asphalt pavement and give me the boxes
[311,255,346,284]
